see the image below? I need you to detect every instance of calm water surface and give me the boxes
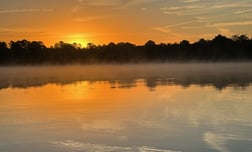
[0,63,252,152]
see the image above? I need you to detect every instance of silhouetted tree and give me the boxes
[0,41,10,63]
[145,40,156,46]
[232,34,249,42]
[180,40,190,46]
[86,43,97,49]
[1,34,252,65]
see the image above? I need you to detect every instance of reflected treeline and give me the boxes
[1,34,252,64]
[0,63,252,90]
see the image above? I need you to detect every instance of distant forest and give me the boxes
[0,34,252,64]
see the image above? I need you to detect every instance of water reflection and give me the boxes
[1,63,252,90]
[52,140,181,152]
[0,64,252,152]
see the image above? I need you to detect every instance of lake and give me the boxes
[0,63,252,152]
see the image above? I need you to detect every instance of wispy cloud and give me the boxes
[179,0,201,3]
[78,0,126,7]
[213,21,252,27]
[140,7,147,11]
[161,0,252,17]
[0,27,57,41]
[210,3,252,9]
[125,0,161,6]
[161,5,203,11]
[181,20,252,36]
[159,0,252,38]
[77,0,159,8]
[0,27,47,34]
[160,4,205,16]
[233,9,252,15]
[73,15,115,22]
[51,140,181,152]
[162,10,200,16]
[216,27,233,36]
[154,20,202,41]
[0,8,53,14]
[155,20,197,29]
[154,26,182,40]
[209,21,252,35]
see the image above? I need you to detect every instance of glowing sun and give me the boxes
[67,34,88,48]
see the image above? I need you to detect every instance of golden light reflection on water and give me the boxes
[0,80,252,152]
[1,80,162,118]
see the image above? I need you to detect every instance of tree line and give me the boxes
[0,34,252,64]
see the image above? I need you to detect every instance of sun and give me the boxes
[66,34,88,48]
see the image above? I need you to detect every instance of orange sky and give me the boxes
[1,0,252,47]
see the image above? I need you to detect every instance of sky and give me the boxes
[0,0,252,47]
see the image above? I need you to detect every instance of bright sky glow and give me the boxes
[0,0,252,46]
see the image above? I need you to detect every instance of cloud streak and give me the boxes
[180,0,201,3]
[213,21,252,27]
[73,15,115,22]
[0,9,53,14]
[160,4,205,16]
[157,0,252,40]
[160,0,252,16]
[77,0,126,7]
[77,0,159,7]
[0,27,48,34]
[210,2,252,9]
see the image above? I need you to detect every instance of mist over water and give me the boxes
[1,63,252,90]
[1,63,252,152]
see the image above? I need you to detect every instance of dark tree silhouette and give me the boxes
[145,40,156,46]
[0,41,10,63]
[0,34,252,65]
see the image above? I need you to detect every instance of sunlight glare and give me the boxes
[67,34,88,48]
